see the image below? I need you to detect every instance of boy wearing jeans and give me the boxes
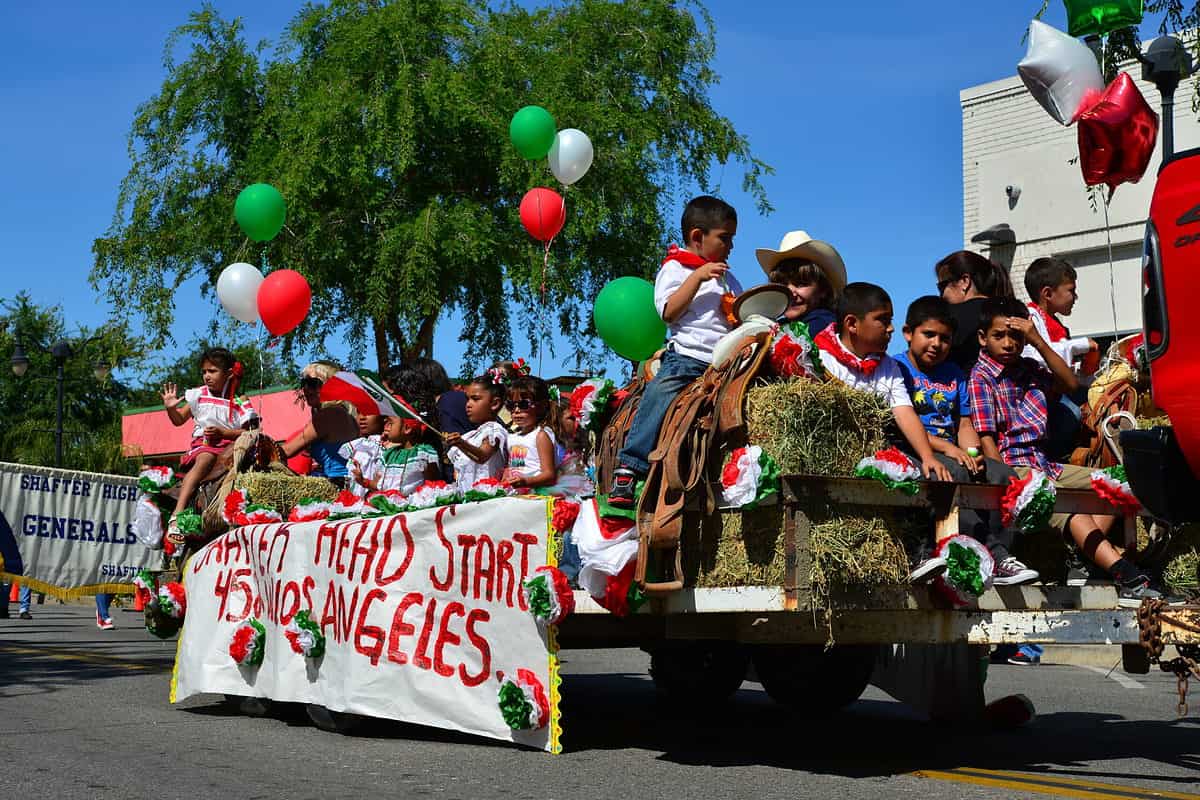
[609,196,743,507]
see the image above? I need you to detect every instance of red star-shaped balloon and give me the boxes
[1077,73,1159,193]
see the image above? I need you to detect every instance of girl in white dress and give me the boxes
[502,375,559,493]
[445,374,508,493]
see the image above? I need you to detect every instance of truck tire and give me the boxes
[305,704,363,734]
[649,641,749,706]
[751,644,875,715]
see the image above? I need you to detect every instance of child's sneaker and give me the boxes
[96,613,115,630]
[1117,575,1163,608]
[908,556,947,584]
[992,557,1039,586]
[1065,545,1106,586]
[607,468,639,509]
[1007,649,1040,666]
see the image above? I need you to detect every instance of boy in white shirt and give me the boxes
[609,196,743,507]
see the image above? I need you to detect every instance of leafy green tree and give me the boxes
[92,0,769,374]
[0,294,143,474]
[126,338,300,408]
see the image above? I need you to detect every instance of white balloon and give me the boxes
[548,128,594,186]
[216,262,265,324]
[1018,20,1105,126]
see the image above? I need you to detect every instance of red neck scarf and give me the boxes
[663,243,707,269]
[814,323,882,377]
[1027,303,1069,342]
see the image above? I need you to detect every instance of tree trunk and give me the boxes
[372,318,389,374]
[400,313,437,364]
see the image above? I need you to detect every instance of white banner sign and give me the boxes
[0,462,159,596]
[171,497,561,752]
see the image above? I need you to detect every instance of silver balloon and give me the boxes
[548,128,594,186]
[1018,20,1105,126]
[216,262,265,324]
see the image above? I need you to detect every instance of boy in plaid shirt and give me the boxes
[968,297,1161,607]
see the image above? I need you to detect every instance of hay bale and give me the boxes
[747,379,890,476]
[690,506,787,587]
[1159,523,1200,596]
[235,471,340,517]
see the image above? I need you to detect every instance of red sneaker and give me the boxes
[96,613,115,630]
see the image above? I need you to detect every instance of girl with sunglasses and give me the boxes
[445,372,509,493]
[501,375,559,492]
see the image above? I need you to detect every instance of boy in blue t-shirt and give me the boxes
[893,296,1038,586]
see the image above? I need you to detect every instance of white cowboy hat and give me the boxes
[755,230,847,293]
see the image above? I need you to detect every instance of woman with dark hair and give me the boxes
[384,358,474,435]
[935,250,1015,371]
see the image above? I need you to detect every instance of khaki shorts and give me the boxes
[1015,464,1097,533]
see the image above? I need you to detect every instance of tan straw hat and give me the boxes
[755,230,847,293]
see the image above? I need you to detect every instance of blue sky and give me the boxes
[0,1,1116,385]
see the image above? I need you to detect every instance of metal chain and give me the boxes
[1137,599,1200,716]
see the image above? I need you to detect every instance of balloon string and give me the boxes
[1102,190,1120,337]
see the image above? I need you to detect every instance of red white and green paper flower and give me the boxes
[522,565,575,625]
[720,446,781,509]
[366,490,407,515]
[1090,465,1140,514]
[223,488,249,526]
[932,534,995,608]
[1001,470,1057,532]
[569,378,617,434]
[464,477,515,503]
[573,500,645,618]
[406,480,462,510]
[551,497,581,535]
[229,618,266,667]
[855,448,922,495]
[176,508,203,540]
[284,609,325,659]
[133,569,156,608]
[242,504,282,525]
[769,321,825,380]
[288,498,333,522]
[156,581,187,620]
[328,490,368,519]
[497,668,550,730]
[137,465,179,495]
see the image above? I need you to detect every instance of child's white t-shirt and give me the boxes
[183,386,258,440]
[1021,305,1091,369]
[507,426,557,479]
[449,421,508,493]
[817,352,913,410]
[338,435,384,498]
[654,259,744,364]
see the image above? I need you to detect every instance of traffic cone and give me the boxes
[8,581,19,602]
[133,589,145,611]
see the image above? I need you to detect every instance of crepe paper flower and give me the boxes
[720,446,781,509]
[769,321,825,380]
[511,358,532,377]
[522,565,575,625]
[406,480,462,510]
[464,477,515,503]
[288,498,333,522]
[328,490,368,519]
[932,535,995,608]
[144,600,184,640]
[133,569,156,608]
[568,379,617,434]
[137,465,179,495]
[229,618,266,667]
[551,497,581,535]
[176,508,203,539]
[365,490,407,516]
[1001,470,1057,532]
[854,448,922,495]
[156,581,187,620]
[497,668,550,730]
[488,366,508,386]
[1090,465,1141,514]
[284,609,325,659]
[223,488,250,526]
[241,504,282,525]
[572,501,644,617]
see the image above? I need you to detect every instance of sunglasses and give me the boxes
[298,376,323,390]
[936,279,954,293]
[505,399,536,412]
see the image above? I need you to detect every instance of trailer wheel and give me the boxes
[649,641,749,706]
[751,644,875,715]
[223,694,272,717]
[305,704,363,735]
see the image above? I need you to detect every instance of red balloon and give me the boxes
[1077,73,1159,192]
[519,187,566,242]
[256,269,312,336]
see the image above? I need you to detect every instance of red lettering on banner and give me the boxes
[354,588,387,666]
[413,597,438,670]
[260,525,291,574]
[336,585,360,642]
[386,592,423,665]
[433,601,465,678]
[513,533,538,611]
[375,516,414,587]
[460,608,492,687]
[214,567,232,619]
[473,536,495,603]
[195,537,221,572]
[280,580,301,624]
[335,522,357,576]
[302,575,316,613]
[319,579,338,634]
[224,530,244,566]
[348,520,381,583]
[430,513,454,591]
[456,534,477,597]
[227,568,254,623]
[496,540,516,608]
[315,523,337,568]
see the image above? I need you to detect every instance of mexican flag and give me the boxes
[319,371,431,430]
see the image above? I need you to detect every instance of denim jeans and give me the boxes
[95,593,113,621]
[617,349,708,475]
[0,584,32,614]
[557,530,582,585]
[1045,393,1083,463]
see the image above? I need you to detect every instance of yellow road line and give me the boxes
[913,768,1200,800]
[0,643,165,672]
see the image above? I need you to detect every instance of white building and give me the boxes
[961,63,1200,337]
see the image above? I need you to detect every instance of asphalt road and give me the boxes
[2,604,1198,800]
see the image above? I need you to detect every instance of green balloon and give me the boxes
[509,105,557,160]
[1063,0,1143,37]
[234,183,287,242]
[593,277,667,361]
